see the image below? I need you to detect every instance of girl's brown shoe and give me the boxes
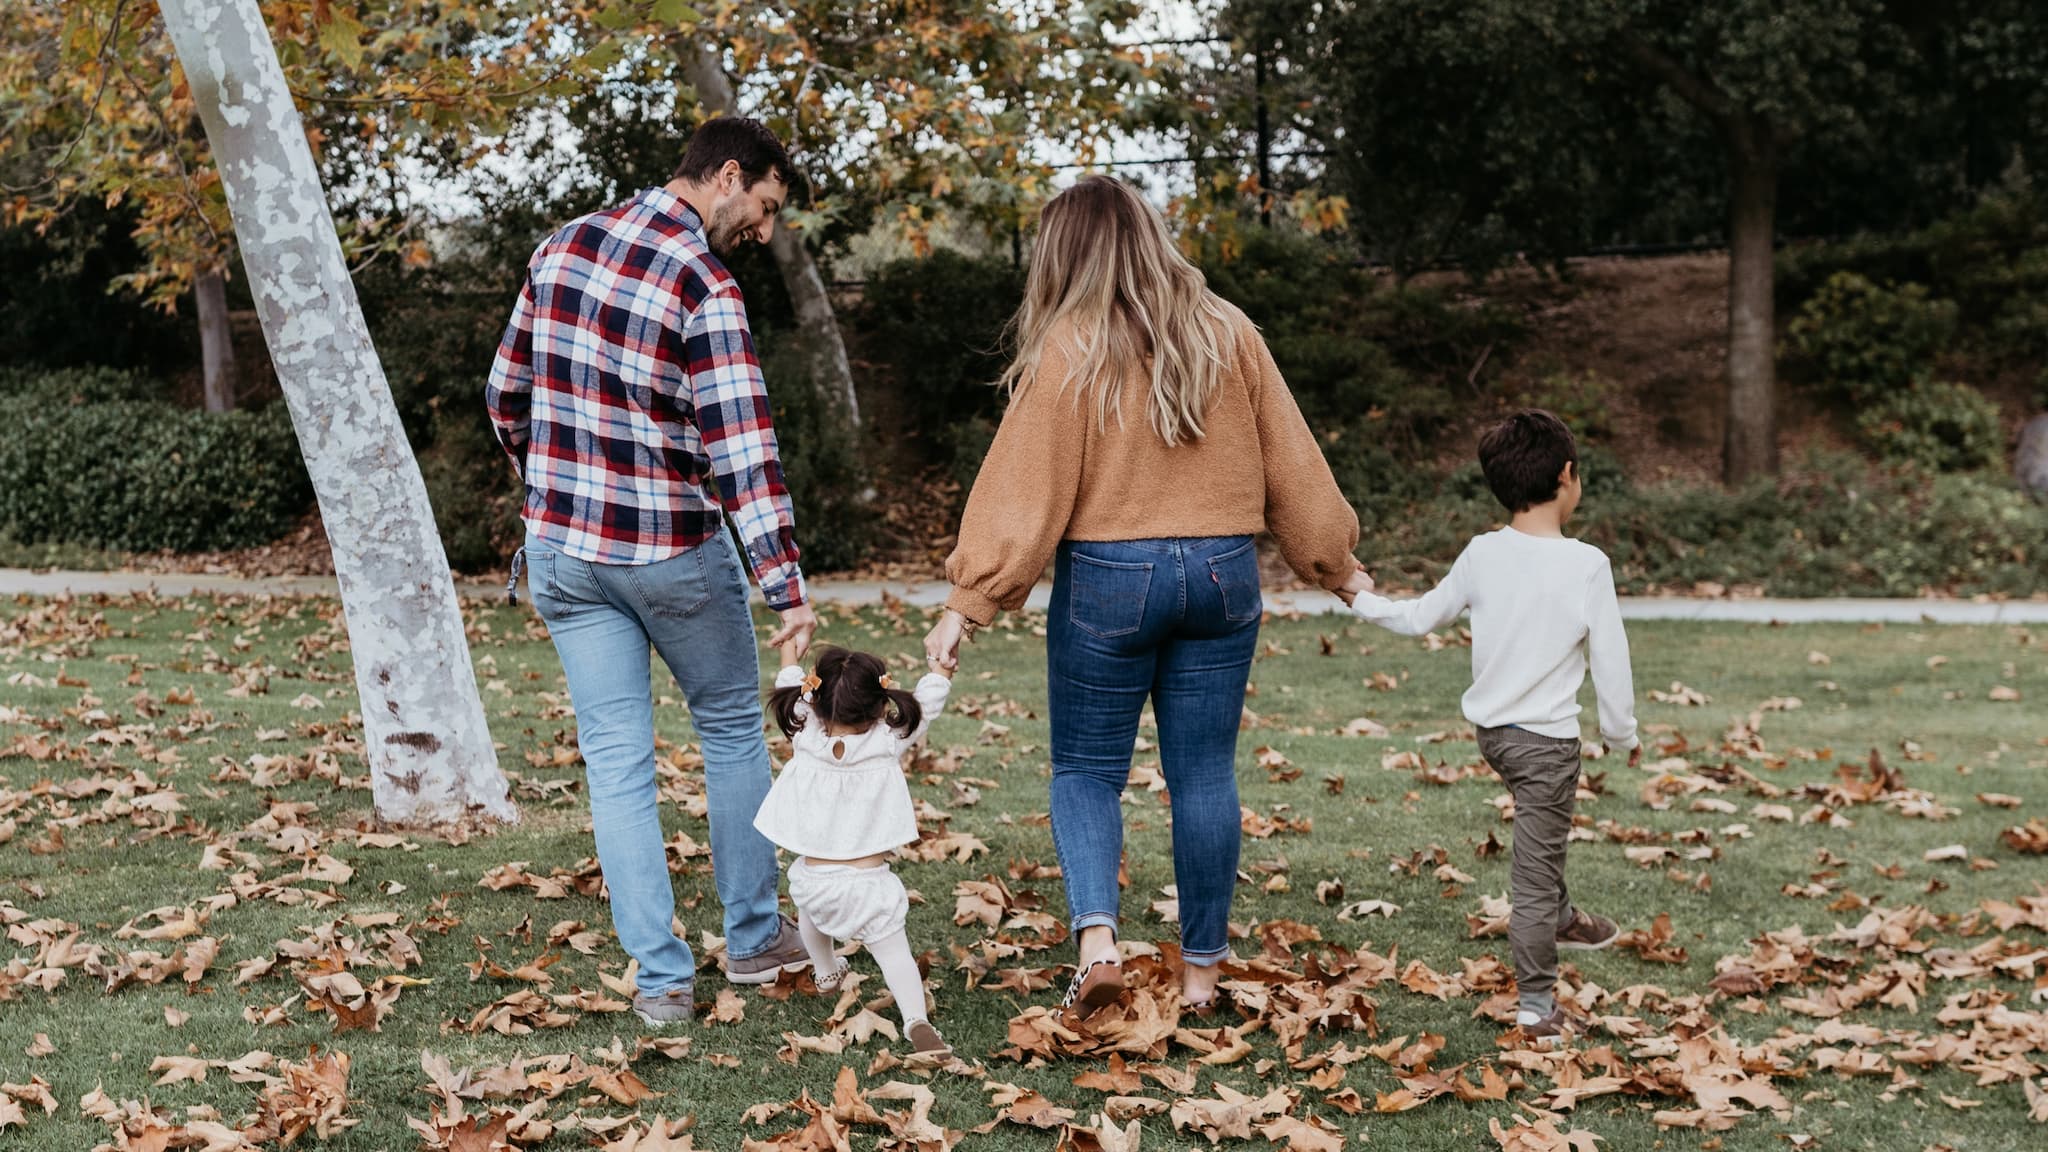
[907,1020,952,1059]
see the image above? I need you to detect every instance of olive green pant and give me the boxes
[1475,724,1582,1017]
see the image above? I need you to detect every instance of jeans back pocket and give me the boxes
[1206,538,1262,623]
[627,545,712,619]
[527,550,579,621]
[1068,550,1153,639]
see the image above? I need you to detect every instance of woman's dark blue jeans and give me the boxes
[1047,535,1262,967]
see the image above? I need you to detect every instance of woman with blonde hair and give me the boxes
[924,176,1363,1011]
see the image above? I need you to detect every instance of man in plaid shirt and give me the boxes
[487,118,820,1025]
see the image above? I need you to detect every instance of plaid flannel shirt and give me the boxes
[486,188,805,610]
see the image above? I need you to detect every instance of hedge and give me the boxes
[0,379,312,553]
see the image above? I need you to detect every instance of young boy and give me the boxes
[1340,409,1639,1046]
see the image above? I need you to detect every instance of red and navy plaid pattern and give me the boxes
[487,188,805,610]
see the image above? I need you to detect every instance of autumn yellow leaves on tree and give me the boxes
[2,1,1164,310]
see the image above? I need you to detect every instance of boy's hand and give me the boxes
[779,639,802,669]
[1626,745,1642,768]
[926,653,955,681]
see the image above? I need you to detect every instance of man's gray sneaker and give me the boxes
[633,984,695,1026]
[723,915,814,985]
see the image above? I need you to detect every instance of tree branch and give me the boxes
[0,0,131,194]
[1616,31,1732,124]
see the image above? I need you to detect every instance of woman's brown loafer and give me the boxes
[1062,957,1125,1012]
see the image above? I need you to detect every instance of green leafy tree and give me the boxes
[6,2,1159,428]
[1217,0,2047,484]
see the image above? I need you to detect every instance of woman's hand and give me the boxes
[1336,565,1375,605]
[923,609,971,674]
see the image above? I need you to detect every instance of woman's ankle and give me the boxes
[1076,924,1119,965]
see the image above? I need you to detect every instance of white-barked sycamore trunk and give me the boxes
[158,0,515,827]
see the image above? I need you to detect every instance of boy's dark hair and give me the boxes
[1477,409,1579,512]
[768,646,921,740]
[672,117,797,190]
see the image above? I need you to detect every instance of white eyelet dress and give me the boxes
[752,666,952,942]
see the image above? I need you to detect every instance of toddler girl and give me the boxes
[752,644,954,1057]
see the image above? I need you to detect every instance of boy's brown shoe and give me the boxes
[907,1020,953,1059]
[1556,909,1620,952]
[1519,1008,1576,1049]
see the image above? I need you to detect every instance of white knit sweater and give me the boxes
[1348,528,1638,750]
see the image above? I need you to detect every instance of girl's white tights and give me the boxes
[796,908,929,1026]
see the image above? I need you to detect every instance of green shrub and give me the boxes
[761,348,876,573]
[1776,234,1934,314]
[1855,381,2003,473]
[1362,453,2048,598]
[942,415,1000,504]
[0,388,311,553]
[1779,188,2048,368]
[856,251,1022,466]
[1357,282,1525,395]
[1923,187,2048,363]
[0,365,157,405]
[1517,371,1616,443]
[1575,443,1631,499]
[418,403,523,574]
[1198,229,1463,447]
[1323,422,1432,528]
[1782,272,1958,402]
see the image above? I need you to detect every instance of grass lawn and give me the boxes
[2,593,2045,1151]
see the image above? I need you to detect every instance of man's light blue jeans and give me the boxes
[524,528,780,994]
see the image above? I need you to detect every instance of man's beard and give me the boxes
[706,201,751,255]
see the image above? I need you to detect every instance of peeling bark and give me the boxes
[158,0,514,828]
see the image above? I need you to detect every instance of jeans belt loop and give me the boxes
[505,546,527,607]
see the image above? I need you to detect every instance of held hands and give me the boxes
[767,603,819,657]
[923,609,971,675]
[1335,564,1376,606]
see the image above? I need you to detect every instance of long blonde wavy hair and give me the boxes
[1000,175,1237,446]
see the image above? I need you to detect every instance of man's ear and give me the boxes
[719,158,744,192]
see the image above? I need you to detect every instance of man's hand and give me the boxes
[767,603,818,657]
[923,609,970,674]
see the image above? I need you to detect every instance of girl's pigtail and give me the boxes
[883,688,923,738]
[767,684,808,738]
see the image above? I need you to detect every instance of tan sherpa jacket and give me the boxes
[944,304,1360,625]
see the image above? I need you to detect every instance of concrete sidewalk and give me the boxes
[4,567,2046,624]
